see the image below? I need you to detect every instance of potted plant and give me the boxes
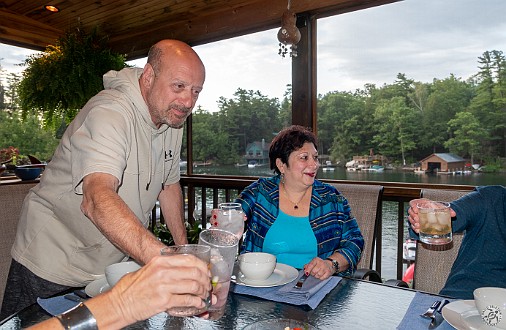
[0,146,46,180]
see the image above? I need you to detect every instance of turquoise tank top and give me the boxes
[262,209,317,269]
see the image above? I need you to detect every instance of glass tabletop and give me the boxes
[1,277,417,329]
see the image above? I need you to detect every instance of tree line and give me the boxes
[1,50,505,169]
[323,50,505,167]
[189,50,505,168]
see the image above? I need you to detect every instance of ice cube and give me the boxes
[210,250,229,279]
[436,211,450,225]
[426,212,438,224]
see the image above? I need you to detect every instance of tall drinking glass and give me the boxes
[198,228,239,314]
[209,202,245,240]
[416,201,452,245]
[160,244,211,316]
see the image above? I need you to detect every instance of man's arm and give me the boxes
[158,182,188,245]
[80,172,166,265]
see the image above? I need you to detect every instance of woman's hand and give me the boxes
[303,257,334,280]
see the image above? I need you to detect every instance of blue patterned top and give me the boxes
[235,175,364,276]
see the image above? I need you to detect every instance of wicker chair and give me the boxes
[329,183,383,282]
[0,182,37,310]
[411,188,471,295]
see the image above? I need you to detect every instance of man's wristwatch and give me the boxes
[326,257,339,274]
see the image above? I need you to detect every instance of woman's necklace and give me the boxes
[282,183,308,210]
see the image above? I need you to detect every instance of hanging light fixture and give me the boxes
[44,5,60,13]
[277,0,301,58]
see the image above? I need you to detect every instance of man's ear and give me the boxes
[141,63,155,87]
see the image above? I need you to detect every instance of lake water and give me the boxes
[189,165,505,280]
[191,164,506,186]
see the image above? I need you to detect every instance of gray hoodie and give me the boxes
[12,68,183,286]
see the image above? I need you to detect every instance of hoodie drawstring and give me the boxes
[146,132,153,190]
[162,130,166,190]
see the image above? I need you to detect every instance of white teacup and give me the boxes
[105,261,141,287]
[474,287,506,329]
[238,252,276,281]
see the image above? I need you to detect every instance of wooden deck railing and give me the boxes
[2,175,475,281]
[175,175,475,280]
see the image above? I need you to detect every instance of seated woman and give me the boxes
[236,125,364,280]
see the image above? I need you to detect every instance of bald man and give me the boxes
[1,40,206,318]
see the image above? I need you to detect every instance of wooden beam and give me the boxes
[108,0,286,59]
[0,8,62,51]
[291,14,317,132]
[109,0,401,60]
[0,0,401,58]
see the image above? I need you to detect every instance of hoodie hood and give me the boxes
[103,67,168,132]
[103,67,173,190]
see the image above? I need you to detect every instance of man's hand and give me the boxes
[407,198,456,233]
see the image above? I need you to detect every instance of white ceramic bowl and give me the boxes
[238,252,276,281]
[473,287,506,329]
[105,261,141,287]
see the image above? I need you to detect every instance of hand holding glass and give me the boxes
[160,244,211,316]
[416,201,452,245]
[209,202,245,240]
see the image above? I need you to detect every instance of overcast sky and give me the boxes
[1,0,505,113]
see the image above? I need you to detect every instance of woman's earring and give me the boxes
[280,173,285,184]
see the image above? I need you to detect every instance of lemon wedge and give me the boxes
[212,276,219,288]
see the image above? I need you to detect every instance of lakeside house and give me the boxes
[419,153,466,173]
[346,149,388,170]
[244,139,270,167]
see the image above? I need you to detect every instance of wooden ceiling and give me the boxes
[0,0,399,60]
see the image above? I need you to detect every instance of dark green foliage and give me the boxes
[3,45,505,168]
[0,111,59,162]
[153,222,202,245]
[17,25,126,127]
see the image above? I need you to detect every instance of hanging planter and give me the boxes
[18,25,127,130]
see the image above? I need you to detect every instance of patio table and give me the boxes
[0,277,454,329]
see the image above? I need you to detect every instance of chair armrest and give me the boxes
[384,279,410,288]
[352,268,382,283]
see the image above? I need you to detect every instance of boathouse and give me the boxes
[419,153,466,172]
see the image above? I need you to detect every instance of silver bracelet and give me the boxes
[56,302,98,330]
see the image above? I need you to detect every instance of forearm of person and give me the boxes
[81,173,166,265]
[28,255,213,330]
[26,294,131,330]
[338,221,364,271]
[448,187,486,232]
[159,183,188,244]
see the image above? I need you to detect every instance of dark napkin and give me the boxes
[231,270,341,309]
[396,291,458,330]
[37,293,82,316]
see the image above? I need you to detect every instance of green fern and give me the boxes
[17,25,127,129]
